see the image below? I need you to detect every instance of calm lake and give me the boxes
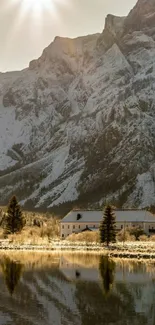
[0,252,154,325]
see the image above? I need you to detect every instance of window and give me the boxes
[121,225,123,229]
[62,234,64,238]
[68,225,70,229]
[79,225,80,229]
[86,225,88,228]
[62,225,64,229]
[73,225,75,229]
[94,225,95,228]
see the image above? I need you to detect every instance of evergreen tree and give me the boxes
[5,196,24,234]
[99,205,116,246]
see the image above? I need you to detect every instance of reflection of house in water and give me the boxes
[59,256,154,284]
[59,256,100,282]
[116,270,153,284]
[59,255,155,319]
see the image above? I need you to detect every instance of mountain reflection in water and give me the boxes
[0,253,154,325]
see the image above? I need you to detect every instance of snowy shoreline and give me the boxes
[0,241,155,260]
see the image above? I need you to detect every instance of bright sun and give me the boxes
[21,0,55,14]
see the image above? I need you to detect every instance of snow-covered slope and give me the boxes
[1,0,155,211]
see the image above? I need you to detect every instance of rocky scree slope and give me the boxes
[1,0,155,212]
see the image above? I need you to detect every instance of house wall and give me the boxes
[61,223,99,238]
[60,221,155,238]
[144,223,155,234]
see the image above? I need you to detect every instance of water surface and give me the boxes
[0,252,154,325]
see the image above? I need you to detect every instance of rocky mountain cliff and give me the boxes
[1,0,155,213]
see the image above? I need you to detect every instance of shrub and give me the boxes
[117,230,130,242]
[9,227,49,245]
[149,235,155,242]
[0,228,5,239]
[67,231,100,243]
[139,235,148,241]
[117,229,136,242]
[128,235,136,241]
[7,216,60,245]
[0,206,60,244]
[129,227,145,240]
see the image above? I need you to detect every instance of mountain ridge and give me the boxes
[0,0,155,213]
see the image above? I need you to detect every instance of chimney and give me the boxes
[77,213,82,221]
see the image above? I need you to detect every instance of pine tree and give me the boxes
[5,196,24,234]
[99,205,116,246]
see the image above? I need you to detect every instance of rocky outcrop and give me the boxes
[104,14,125,38]
[124,0,155,35]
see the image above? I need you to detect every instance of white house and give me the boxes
[60,209,155,238]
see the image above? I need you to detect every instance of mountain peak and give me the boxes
[137,0,155,4]
[124,0,155,33]
[130,0,155,15]
[104,14,125,37]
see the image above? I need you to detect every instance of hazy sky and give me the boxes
[0,0,137,72]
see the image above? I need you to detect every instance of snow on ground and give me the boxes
[41,146,70,186]
[35,168,84,208]
[48,169,84,208]
[0,104,31,169]
[0,313,11,325]
[24,145,70,202]
[127,168,155,208]
[126,31,155,45]
[0,155,17,171]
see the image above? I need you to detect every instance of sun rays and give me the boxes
[4,0,69,47]
[10,0,69,19]
[20,0,55,15]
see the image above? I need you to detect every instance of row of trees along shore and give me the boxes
[3,196,118,246]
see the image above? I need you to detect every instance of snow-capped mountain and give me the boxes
[1,0,155,212]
